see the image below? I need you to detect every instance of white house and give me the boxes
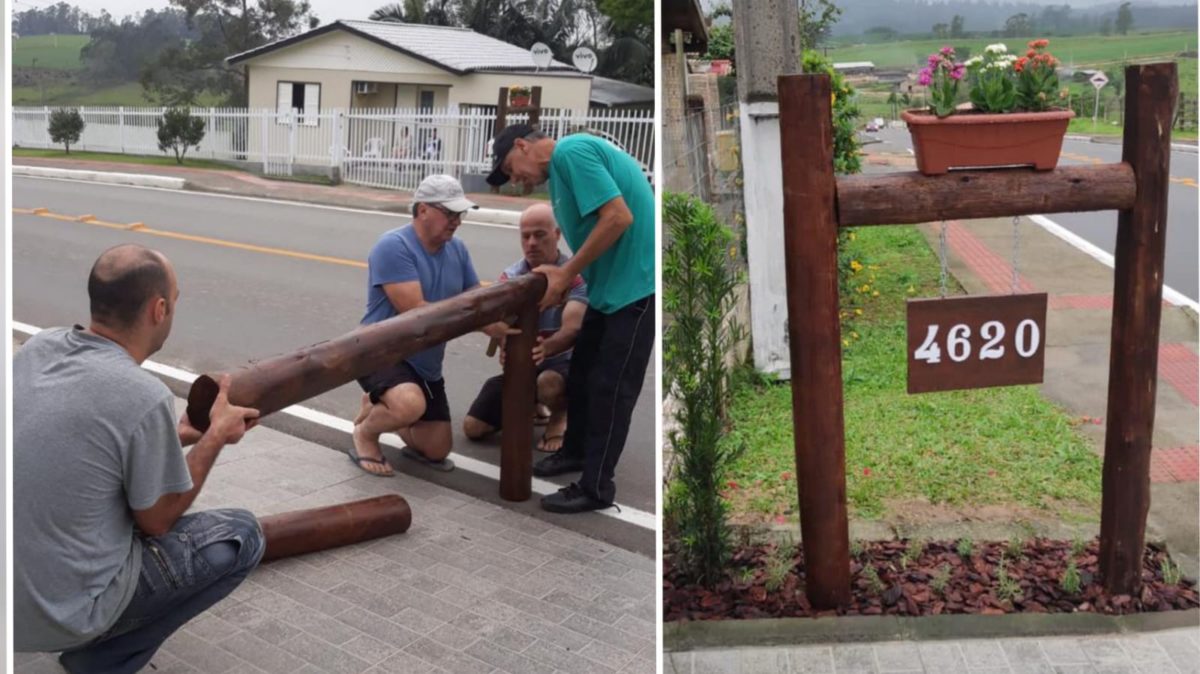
[227,19,594,114]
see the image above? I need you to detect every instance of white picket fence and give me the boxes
[12,105,656,190]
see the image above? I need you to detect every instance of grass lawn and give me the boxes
[829,30,1194,70]
[11,34,89,69]
[721,226,1102,523]
[13,147,236,171]
[14,81,226,107]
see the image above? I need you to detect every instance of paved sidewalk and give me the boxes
[14,398,656,674]
[667,625,1200,673]
[13,156,545,214]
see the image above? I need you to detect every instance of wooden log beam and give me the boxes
[1100,62,1177,595]
[259,495,412,563]
[835,163,1137,227]
[778,73,852,610]
[186,273,546,431]
[500,301,539,501]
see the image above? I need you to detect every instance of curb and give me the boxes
[15,164,525,226]
[14,165,187,189]
[1063,135,1199,153]
[664,609,1200,651]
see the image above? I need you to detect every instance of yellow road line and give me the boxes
[13,207,496,284]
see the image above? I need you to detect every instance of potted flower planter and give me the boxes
[509,93,532,108]
[901,108,1074,175]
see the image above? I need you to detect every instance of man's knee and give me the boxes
[537,370,566,404]
[202,508,265,576]
[379,384,426,420]
[462,415,495,440]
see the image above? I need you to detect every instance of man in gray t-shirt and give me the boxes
[14,244,262,674]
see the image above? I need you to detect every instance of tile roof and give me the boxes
[228,19,582,75]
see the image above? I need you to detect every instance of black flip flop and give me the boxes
[348,446,394,477]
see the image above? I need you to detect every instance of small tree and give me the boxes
[664,192,744,588]
[48,108,85,154]
[1115,2,1134,35]
[156,108,206,164]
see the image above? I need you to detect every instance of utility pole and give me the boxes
[732,0,801,378]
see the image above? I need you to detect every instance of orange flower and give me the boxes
[1027,48,1037,58]
[1015,56,1028,72]
[1035,38,1050,48]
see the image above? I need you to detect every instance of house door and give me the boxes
[419,90,435,110]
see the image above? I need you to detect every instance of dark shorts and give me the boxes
[466,358,570,430]
[356,361,451,423]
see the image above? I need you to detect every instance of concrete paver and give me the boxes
[13,398,655,674]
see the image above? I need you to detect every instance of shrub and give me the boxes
[48,108,85,154]
[156,108,207,164]
[663,192,745,587]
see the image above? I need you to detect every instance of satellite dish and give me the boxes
[572,46,597,74]
[530,42,553,70]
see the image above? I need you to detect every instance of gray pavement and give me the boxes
[666,627,1200,673]
[13,398,658,674]
[11,175,656,553]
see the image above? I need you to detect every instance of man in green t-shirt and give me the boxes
[487,124,655,513]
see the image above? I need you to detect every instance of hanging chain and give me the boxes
[1011,215,1021,294]
[939,220,949,298]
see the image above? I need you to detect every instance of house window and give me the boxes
[276,81,320,126]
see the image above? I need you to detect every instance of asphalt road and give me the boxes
[868,127,1200,302]
[11,176,657,550]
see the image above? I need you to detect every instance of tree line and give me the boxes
[21,0,649,108]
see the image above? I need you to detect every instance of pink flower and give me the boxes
[918,67,933,86]
[940,46,954,56]
[928,54,941,67]
[949,65,965,80]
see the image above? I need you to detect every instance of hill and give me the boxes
[11,34,89,69]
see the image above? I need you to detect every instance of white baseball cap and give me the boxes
[413,174,478,213]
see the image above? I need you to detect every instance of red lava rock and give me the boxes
[662,538,1199,623]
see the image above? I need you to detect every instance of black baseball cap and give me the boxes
[486,123,537,187]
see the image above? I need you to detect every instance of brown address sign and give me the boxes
[907,293,1048,394]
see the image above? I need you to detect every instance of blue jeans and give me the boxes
[58,509,265,674]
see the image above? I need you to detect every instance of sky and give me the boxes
[12,0,387,24]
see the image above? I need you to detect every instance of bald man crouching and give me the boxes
[463,203,588,454]
[13,244,263,674]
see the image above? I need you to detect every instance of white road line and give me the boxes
[12,175,519,230]
[1028,214,1199,312]
[11,321,657,531]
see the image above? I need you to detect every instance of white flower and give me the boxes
[1003,54,1019,62]
[986,61,1011,70]
[985,43,1008,55]
[965,56,983,67]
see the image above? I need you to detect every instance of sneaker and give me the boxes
[532,452,584,477]
[541,483,610,514]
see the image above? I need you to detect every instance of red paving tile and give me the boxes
[944,221,1039,295]
[1158,343,1200,406]
[1150,446,1200,483]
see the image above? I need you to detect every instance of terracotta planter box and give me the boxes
[509,95,531,108]
[901,108,1075,175]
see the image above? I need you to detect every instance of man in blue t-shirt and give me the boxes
[463,203,588,453]
[353,174,512,476]
[487,125,655,513]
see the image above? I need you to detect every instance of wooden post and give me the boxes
[777,73,851,609]
[186,274,546,431]
[529,86,543,127]
[499,299,539,501]
[259,495,411,563]
[1099,62,1177,595]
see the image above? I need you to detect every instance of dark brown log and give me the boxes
[500,301,539,501]
[778,73,852,609]
[258,495,412,563]
[1100,63,1177,595]
[186,274,546,431]
[835,163,1137,227]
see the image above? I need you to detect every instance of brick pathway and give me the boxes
[667,626,1200,673]
[942,217,1200,485]
[14,399,656,674]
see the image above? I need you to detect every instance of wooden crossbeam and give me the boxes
[835,163,1137,227]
